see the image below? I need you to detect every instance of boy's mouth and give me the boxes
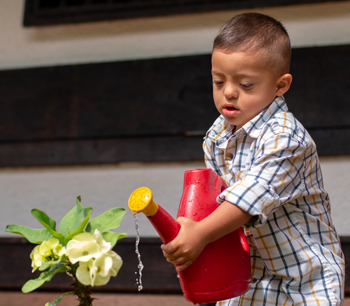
[223,105,239,117]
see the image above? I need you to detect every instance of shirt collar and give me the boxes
[206,96,288,142]
[242,96,288,138]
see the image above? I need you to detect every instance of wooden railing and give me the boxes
[0,45,349,167]
[1,236,349,300]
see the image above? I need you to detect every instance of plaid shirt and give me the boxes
[203,97,345,306]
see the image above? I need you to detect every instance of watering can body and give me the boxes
[129,169,251,304]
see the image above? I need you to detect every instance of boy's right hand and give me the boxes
[161,217,209,272]
[161,201,252,272]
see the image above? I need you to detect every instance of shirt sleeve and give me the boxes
[218,132,309,229]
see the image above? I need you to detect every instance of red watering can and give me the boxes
[128,168,251,304]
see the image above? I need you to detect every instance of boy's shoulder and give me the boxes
[262,110,313,147]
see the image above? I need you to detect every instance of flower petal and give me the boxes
[72,232,95,242]
[66,240,102,263]
[94,254,113,277]
[56,245,66,257]
[76,260,94,286]
[47,238,59,249]
[108,251,123,277]
[93,229,111,253]
[94,274,110,286]
[30,245,41,272]
[39,241,51,257]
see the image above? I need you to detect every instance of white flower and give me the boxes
[108,250,123,277]
[76,258,94,286]
[47,238,66,257]
[66,230,111,264]
[92,229,111,254]
[66,229,121,286]
[76,250,123,286]
[30,238,66,272]
[76,254,108,286]
[30,245,44,272]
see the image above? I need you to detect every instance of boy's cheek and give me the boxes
[213,94,222,108]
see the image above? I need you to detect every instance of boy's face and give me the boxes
[211,49,286,130]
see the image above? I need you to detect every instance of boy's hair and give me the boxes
[213,12,291,75]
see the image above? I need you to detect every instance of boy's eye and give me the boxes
[213,80,224,85]
[240,83,252,88]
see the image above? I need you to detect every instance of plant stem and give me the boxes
[70,263,94,306]
[74,278,94,306]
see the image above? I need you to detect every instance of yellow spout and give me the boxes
[128,187,159,217]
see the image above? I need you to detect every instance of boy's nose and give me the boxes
[224,83,238,99]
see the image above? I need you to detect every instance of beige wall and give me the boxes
[1,1,350,70]
[1,0,349,237]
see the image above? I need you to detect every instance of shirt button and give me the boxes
[226,153,234,160]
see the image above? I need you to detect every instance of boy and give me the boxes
[161,13,345,305]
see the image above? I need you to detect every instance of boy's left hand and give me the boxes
[161,217,208,272]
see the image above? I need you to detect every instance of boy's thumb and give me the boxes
[176,216,188,226]
[161,242,175,255]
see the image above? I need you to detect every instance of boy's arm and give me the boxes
[161,200,252,272]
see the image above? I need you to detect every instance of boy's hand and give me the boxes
[161,201,252,272]
[161,217,208,272]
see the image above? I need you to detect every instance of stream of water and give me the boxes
[133,212,144,291]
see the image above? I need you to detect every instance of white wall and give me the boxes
[0,162,204,238]
[0,0,349,237]
[320,156,350,236]
[1,1,350,70]
[1,158,350,238]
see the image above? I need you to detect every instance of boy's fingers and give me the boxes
[166,255,189,267]
[161,242,177,254]
[162,249,172,259]
[176,260,193,272]
[162,248,182,260]
[166,256,184,264]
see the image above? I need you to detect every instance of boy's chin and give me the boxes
[222,115,237,126]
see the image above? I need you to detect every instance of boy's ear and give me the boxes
[276,73,292,96]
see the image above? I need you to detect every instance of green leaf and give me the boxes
[31,209,65,244]
[83,206,93,218]
[86,208,126,234]
[58,197,85,237]
[102,231,128,248]
[22,262,68,293]
[63,207,93,245]
[39,257,64,271]
[22,278,46,293]
[31,209,56,230]
[5,224,54,244]
[45,292,74,306]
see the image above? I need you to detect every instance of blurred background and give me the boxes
[0,0,349,304]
